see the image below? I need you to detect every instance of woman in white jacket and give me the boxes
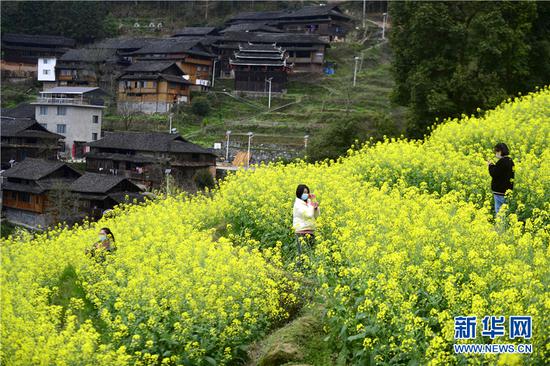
[293,184,320,256]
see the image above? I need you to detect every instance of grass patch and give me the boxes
[247,307,334,366]
[49,264,108,341]
[1,220,18,238]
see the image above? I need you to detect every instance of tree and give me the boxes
[390,1,549,138]
[306,112,396,163]
[118,102,138,131]
[45,181,80,225]
[1,1,117,44]
[191,96,211,117]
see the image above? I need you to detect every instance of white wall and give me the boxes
[37,58,56,82]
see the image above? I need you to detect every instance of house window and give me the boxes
[152,81,157,88]
[191,153,200,162]
[43,69,49,75]
[43,59,48,64]
[57,106,67,115]
[92,133,98,140]
[40,123,47,129]
[93,115,99,124]
[39,106,48,115]
[19,192,31,203]
[11,192,17,200]
[56,124,66,133]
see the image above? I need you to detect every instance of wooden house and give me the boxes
[220,23,284,34]
[129,38,217,89]
[85,131,217,191]
[226,4,352,41]
[70,172,144,220]
[1,117,64,169]
[1,34,75,79]
[229,43,292,93]
[1,158,81,228]
[117,61,192,114]
[55,48,119,88]
[52,38,156,92]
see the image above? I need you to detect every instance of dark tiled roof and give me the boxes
[1,117,63,139]
[289,5,350,20]
[228,5,350,22]
[172,27,218,37]
[238,43,284,52]
[59,48,117,62]
[1,158,79,180]
[87,132,215,155]
[218,32,329,45]
[70,172,141,193]
[85,152,168,164]
[123,61,180,73]
[1,103,35,119]
[231,43,287,66]
[229,10,288,22]
[1,181,45,194]
[1,117,35,135]
[131,38,204,54]
[160,74,192,84]
[119,73,191,84]
[2,33,76,47]
[221,23,284,34]
[231,59,287,66]
[91,37,159,50]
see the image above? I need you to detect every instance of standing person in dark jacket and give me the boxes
[488,143,514,215]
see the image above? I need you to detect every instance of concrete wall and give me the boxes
[4,207,48,229]
[34,104,103,155]
[117,101,176,114]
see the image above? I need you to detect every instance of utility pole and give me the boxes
[211,59,218,88]
[225,130,231,162]
[247,132,254,168]
[265,77,273,109]
[353,56,359,87]
[362,0,366,29]
[382,12,388,40]
[168,113,173,133]
[165,168,171,196]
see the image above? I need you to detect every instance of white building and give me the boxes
[32,87,105,160]
[37,57,56,82]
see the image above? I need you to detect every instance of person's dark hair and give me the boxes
[494,143,510,156]
[296,184,310,199]
[100,227,115,242]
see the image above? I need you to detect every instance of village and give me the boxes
[3,1,549,365]
[0,3,367,230]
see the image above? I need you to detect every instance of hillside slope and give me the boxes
[2,87,549,365]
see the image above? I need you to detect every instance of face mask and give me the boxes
[495,153,502,159]
[301,193,309,201]
[98,234,107,242]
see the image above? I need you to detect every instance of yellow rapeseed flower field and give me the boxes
[1,87,548,365]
